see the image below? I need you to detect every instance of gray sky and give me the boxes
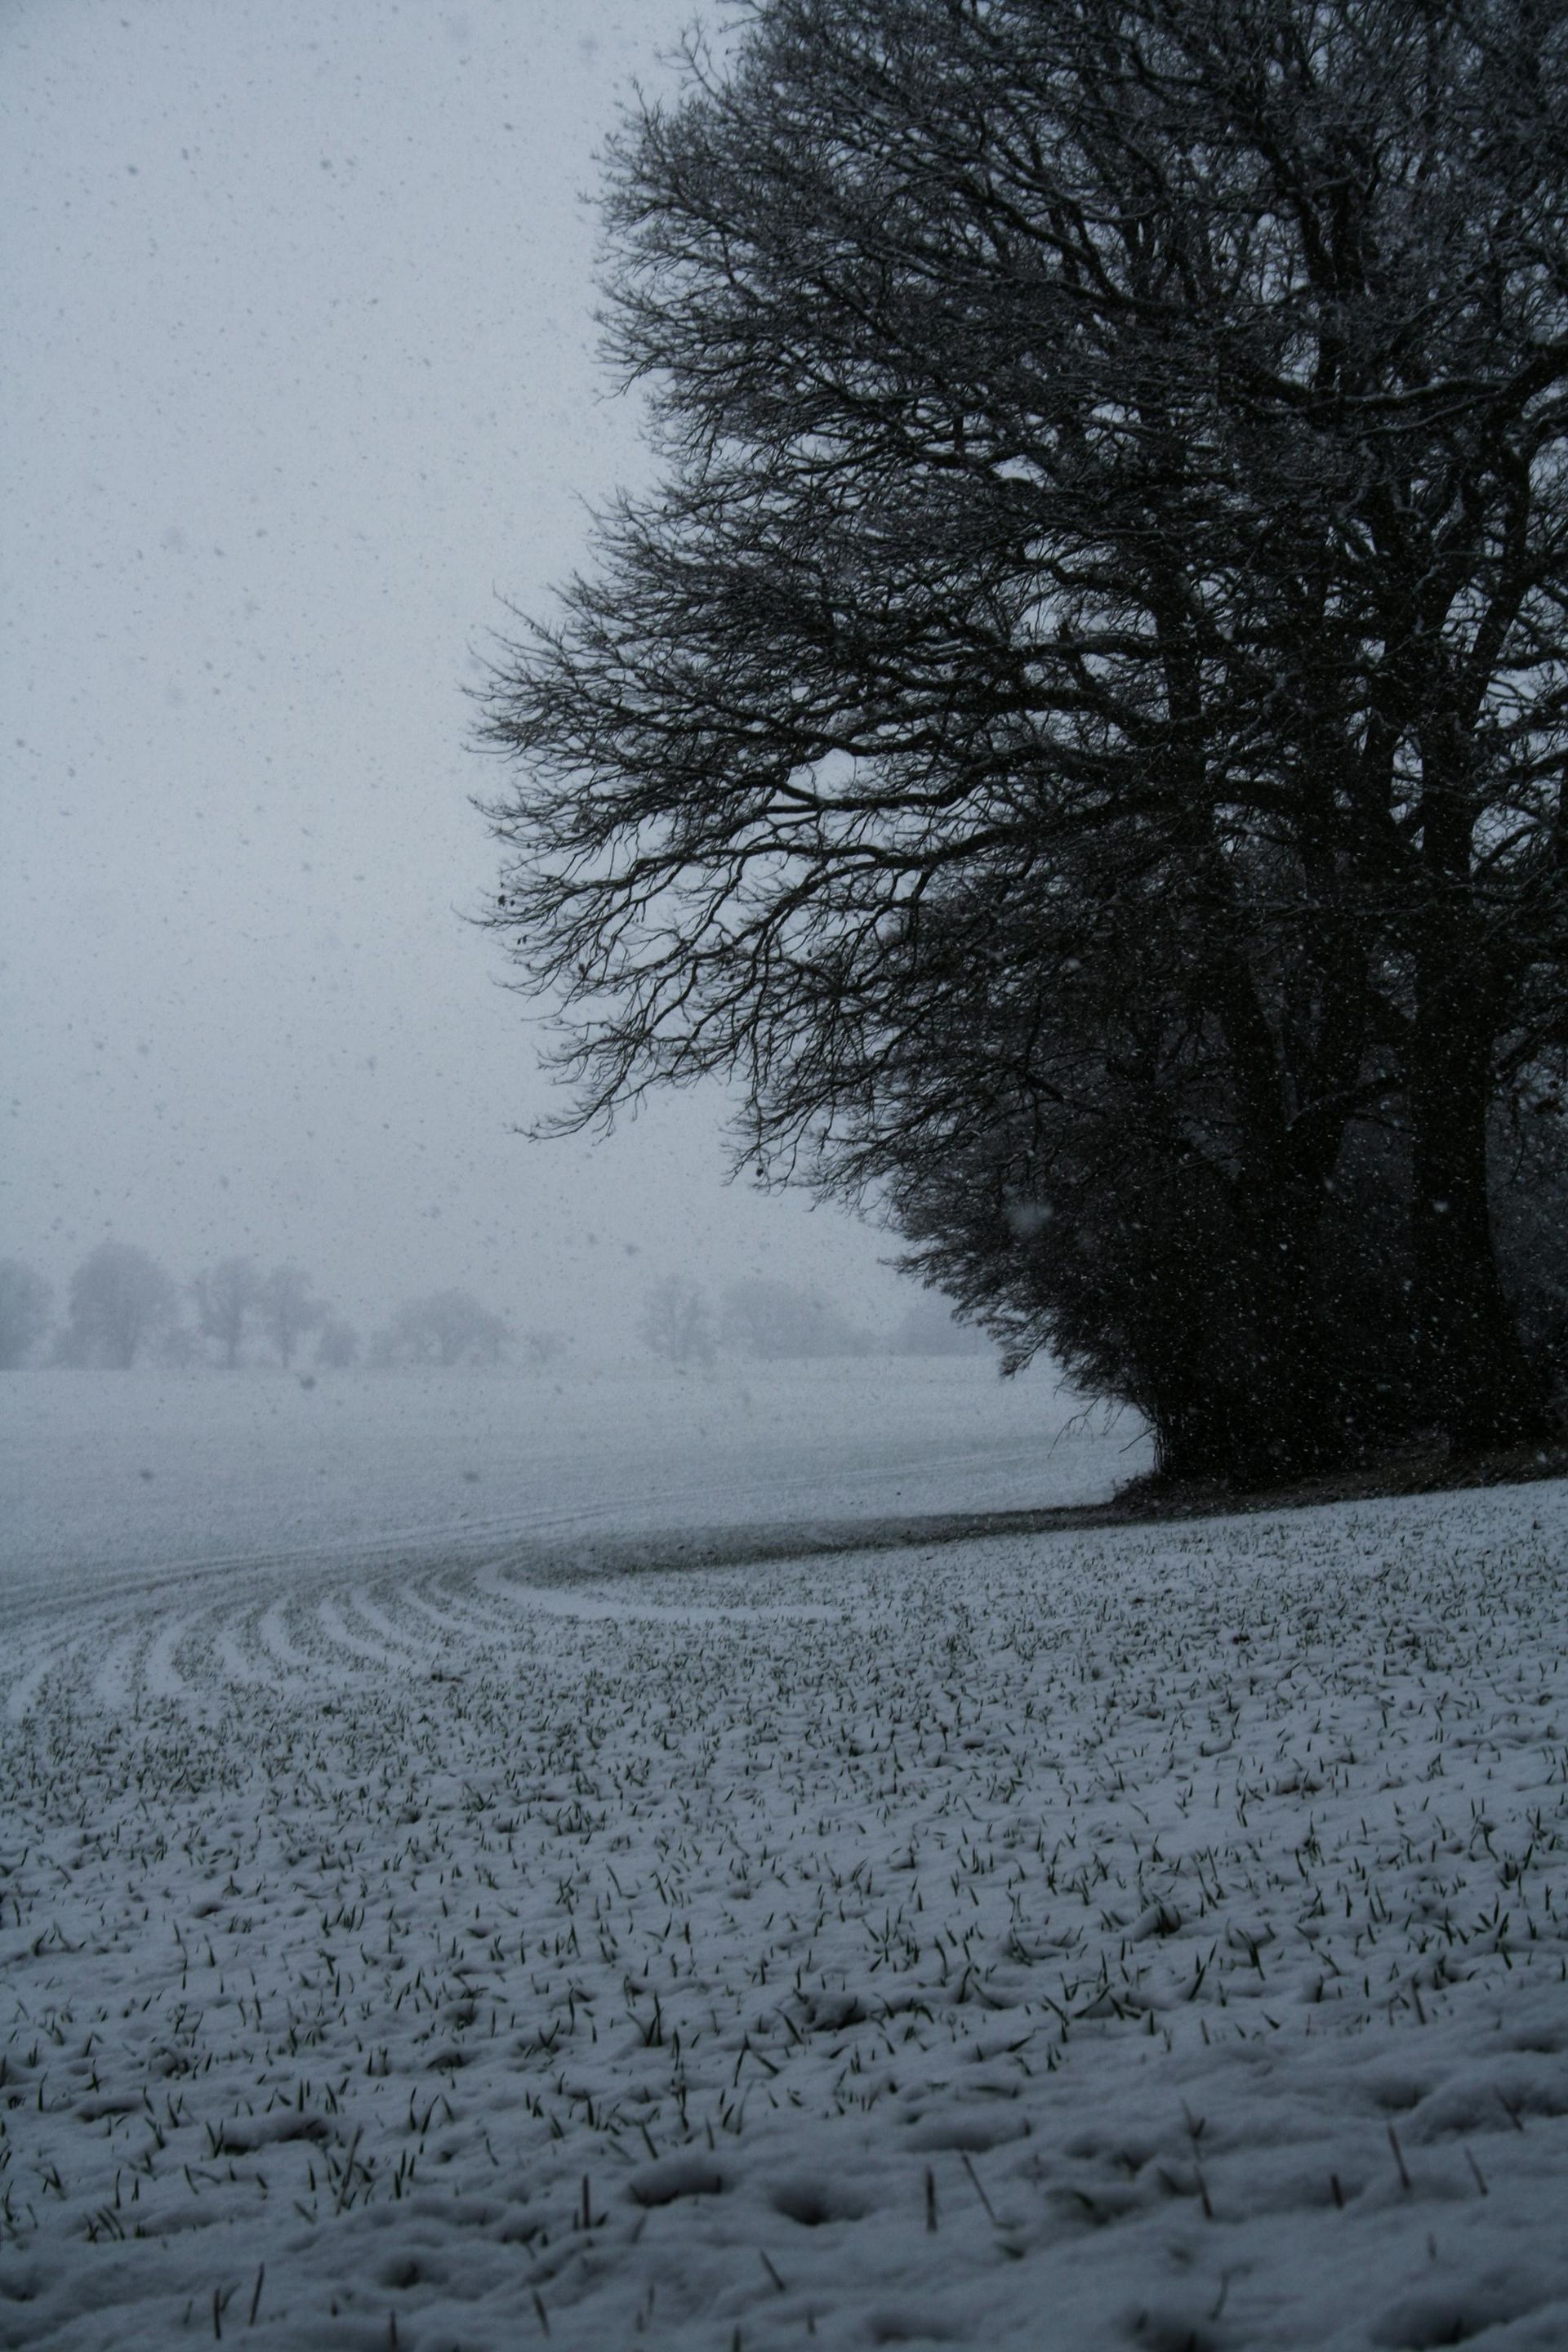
[2,0,921,1352]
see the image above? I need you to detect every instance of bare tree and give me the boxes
[519,1327,568,1369]
[721,1280,870,1360]
[379,1290,510,1368]
[0,1259,51,1369]
[889,1291,987,1361]
[258,1263,327,1369]
[64,1241,176,1369]
[479,0,1568,1477]
[639,1275,715,1371]
[315,1317,361,1370]
[193,1257,261,1370]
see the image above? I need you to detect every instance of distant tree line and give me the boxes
[0,1242,564,1374]
[0,1241,982,1373]
[637,1273,984,1371]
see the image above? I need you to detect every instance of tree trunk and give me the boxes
[1198,889,1352,1486]
[1250,1200,1344,1481]
[1408,1011,1548,1454]
[1141,1164,1348,1490]
[1408,728,1551,1455]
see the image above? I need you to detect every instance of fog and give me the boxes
[2,0,920,1356]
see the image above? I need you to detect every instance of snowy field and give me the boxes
[0,1361,1134,1610]
[2,1375,1567,2348]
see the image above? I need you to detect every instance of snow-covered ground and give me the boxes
[2,1373,1566,2347]
[0,1361,1134,1610]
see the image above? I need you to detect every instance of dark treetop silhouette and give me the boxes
[479,0,1568,1484]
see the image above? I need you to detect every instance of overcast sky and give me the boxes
[2,0,925,1355]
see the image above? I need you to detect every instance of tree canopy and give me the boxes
[479,0,1568,1482]
[377,1290,510,1370]
[65,1242,176,1370]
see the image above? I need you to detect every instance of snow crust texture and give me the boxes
[3,1481,1567,2348]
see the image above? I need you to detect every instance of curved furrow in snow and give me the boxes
[3,1481,1568,2351]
